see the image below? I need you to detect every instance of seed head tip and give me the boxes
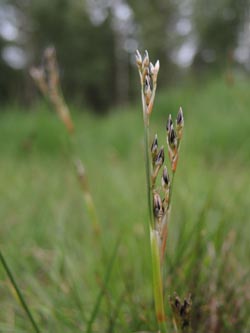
[177,107,184,126]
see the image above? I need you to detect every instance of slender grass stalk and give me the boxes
[136,50,166,332]
[143,119,154,228]
[0,250,41,333]
[136,50,186,332]
[150,230,167,332]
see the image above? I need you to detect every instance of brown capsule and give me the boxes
[166,114,173,133]
[151,134,158,166]
[142,50,149,68]
[153,192,164,218]
[151,134,158,153]
[135,50,142,68]
[162,166,170,188]
[176,107,184,140]
[155,146,164,166]
[168,127,177,149]
[177,107,184,126]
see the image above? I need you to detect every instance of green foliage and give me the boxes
[193,0,249,66]
[1,0,250,110]
[28,1,116,111]
[0,78,250,332]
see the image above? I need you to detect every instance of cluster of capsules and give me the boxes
[151,108,184,258]
[135,49,184,259]
[135,50,160,117]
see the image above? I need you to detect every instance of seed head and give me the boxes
[149,62,154,74]
[176,107,184,140]
[145,89,151,106]
[162,166,170,189]
[153,192,164,218]
[151,132,158,153]
[155,146,164,166]
[144,75,152,105]
[142,50,149,69]
[168,127,177,150]
[135,50,142,69]
[151,134,158,152]
[154,60,160,73]
[166,114,173,134]
[177,107,184,127]
[169,293,192,331]
[151,134,158,167]
[152,60,160,84]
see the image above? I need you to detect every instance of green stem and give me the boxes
[144,119,154,227]
[151,230,167,333]
[141,79,154,227]
[0,250,41,333]
[140,63,166,332]
[141,87,166,333]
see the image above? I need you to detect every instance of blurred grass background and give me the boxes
[1,77,250,332]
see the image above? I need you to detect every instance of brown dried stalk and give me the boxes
[30,47,74,134]
[30,47,100,235]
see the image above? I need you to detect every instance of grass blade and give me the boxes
[0,250,41,333]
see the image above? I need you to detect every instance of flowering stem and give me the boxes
[142,74,167,333]
[143,116,154,228]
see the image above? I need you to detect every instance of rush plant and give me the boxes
[136,50,191,333]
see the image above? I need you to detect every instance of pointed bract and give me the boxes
[155,146,165,166]
[153,192,164,218]
[177,107,184,127]
[142,50,150,68]
[154,60,160,73]
[168,127,177,149]
[162,166,170,188]
[166,114,173,133]
[135,50,142,67]
[151,134,158,154]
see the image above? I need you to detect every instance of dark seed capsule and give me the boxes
[168,128,177,146]
[166,114,173,133]
[155,147,164,165]
[153,193,163,218]
[162,166,170,187]
[151,134,158,153]
[177,107,184,126]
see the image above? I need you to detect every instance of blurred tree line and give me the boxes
[0,0,249,112]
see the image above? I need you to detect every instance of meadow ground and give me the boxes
[0,77,250,332]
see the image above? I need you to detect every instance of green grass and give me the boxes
[0,77,250,332]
